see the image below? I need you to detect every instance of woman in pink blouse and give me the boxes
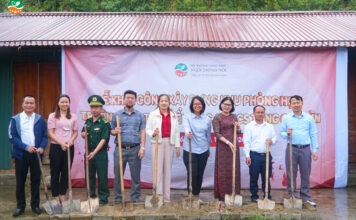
[47,94,78,206]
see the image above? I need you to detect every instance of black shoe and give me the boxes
[32,207,42,215]
[251,198,258,203]
[13,208,24,217]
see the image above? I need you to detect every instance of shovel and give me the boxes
[182,138,200,209]
[36,151,62,215]
[258,140,275,210]
[115,116,133,210]
[62,144,81,213]
[225,123,243,208]
[80,126,99,213]
[283,134,303,210]
[145,134,164,209]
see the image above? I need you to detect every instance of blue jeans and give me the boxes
[249,151,272,200]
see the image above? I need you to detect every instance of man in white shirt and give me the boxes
[9,95,48,217]
[243,105,277,202]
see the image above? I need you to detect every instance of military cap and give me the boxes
[88,95,105,106]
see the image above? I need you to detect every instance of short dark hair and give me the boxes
[219,97,235,113]
[190,96,206,114]
[289,95,303,104]
[22,95,36,103]
[124,90,137,99]
[253,105,265,112]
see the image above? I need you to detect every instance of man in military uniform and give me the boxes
[81,95,110,205]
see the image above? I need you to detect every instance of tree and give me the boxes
[1,0,355,13]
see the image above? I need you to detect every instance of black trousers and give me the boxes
[249,151,272,200]
[49,144,74,197]
[183,150,209,196]
[15,151,41,210]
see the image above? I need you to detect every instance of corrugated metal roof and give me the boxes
[0,11,355,48]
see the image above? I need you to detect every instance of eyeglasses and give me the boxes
[193,103,202,106]
[223,103,232,107]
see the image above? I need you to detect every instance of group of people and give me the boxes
[9,90,319,217]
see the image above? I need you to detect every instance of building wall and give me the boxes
[0,47,61,169]
[0,58,13,169]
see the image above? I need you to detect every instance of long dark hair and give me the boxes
[55,94,72,119]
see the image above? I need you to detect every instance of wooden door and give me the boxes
[13,62,61,117]
[13,62,39,114]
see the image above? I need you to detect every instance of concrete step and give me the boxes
[348,163,356,187]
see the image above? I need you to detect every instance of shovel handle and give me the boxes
[264,140,270,200]
[36,151,50,201]
[67,146,72,199]
[116,115,125,205]
[84,126,91,199]
[66,128,73,200]
[153,134,159,195]
[289,133,295,197]
[231,123,237,196]
[188,138,192,196]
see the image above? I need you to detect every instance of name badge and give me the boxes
[94,128,100,131]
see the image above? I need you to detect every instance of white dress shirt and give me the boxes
[20,111,35,149]
[243,120,277,158]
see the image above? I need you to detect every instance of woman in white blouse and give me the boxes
[146,94,180,202]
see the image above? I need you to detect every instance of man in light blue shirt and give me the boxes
[280,95,318,207]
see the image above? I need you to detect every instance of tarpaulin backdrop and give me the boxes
[63,46,348,189]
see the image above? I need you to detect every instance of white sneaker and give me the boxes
[198,199,203,204]
[306,200,316,207]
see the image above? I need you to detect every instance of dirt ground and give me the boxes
[3,187,355,219]
[96,200,316,217]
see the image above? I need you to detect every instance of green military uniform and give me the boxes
[83,95,110,204]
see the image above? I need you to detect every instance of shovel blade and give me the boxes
[258,198,275,210]
[182,195,200,210]
[42,202,53,215]
[284,197,303,210]
[62,199,81,214]
[81,198,99,213]
[145,195,164,209]
[224,194,242,208]
[42,200,62,215]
